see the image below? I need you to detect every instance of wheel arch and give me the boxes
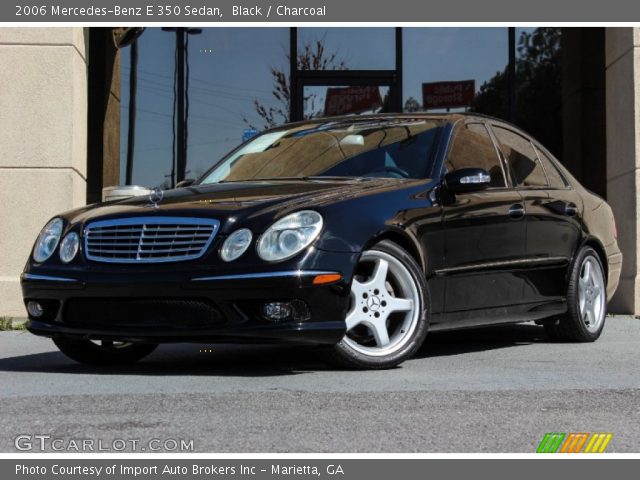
[362,228,426,274]
[580,236,609,282]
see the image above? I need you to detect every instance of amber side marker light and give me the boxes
[312,273,342,285]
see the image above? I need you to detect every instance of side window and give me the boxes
[535,146,567,189]
[446,123,506,188]
[493,126,548,187]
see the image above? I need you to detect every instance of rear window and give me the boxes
[493,126,548,188]
[535,146,567,189]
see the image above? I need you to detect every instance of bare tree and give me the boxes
[246,39,347,130]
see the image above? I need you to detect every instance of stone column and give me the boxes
[605,28,640,314]
[0,28,87,317]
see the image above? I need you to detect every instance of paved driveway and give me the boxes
[0,317,638,452]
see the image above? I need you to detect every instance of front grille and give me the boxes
[84,216,219,263]
[63,298,225,328]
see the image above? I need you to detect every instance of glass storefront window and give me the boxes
[297,28,396,70]
[120,27,565,190]
[121,27,289,188]
[402,28,508,114]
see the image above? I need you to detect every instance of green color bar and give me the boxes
[537,433,566,453]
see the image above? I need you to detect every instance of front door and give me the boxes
[439,121,527,323]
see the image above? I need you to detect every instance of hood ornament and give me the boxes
[148,187,164,209]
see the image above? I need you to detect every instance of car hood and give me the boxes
[65,178,432,232]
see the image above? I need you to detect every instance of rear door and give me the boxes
[490,123,581,304]
[440,121,527,319]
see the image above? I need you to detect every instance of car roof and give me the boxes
[276,112,505,129]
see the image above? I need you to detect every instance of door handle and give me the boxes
[508,204,525,219]
[565,203,578,216]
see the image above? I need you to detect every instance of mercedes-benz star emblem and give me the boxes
[148,187,164,209]
[366,296,381,311]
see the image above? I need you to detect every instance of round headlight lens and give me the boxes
[33,218,64,263]
[59,232,80,263]
[220,228,252,262]
[257,210,323,262]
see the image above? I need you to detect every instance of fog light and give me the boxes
[262,300,311,322]
[27,301,44,318]
[263,302,293,321]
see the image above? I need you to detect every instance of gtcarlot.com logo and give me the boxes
[536,432,613,453]
[14,434,194,452]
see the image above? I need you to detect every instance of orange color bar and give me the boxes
[560,434,575,453]
[572,433,589,453]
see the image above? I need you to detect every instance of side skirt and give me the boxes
[429,300,567,332]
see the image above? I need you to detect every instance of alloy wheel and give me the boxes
[343,249,421,357]
[578,256,606,333]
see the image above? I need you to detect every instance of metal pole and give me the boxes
[176,27,186,183]
[395,27,403,113]
[508,27,516,122]
[289,27,299,122]
[125,39,138,185]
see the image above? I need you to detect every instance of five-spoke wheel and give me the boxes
[329,240,429,369]
[578,256,606,333]
[545,246,607,342]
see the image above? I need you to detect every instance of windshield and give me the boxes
[199,119,442,184]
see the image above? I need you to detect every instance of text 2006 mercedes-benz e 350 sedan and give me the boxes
[22,114,622,369]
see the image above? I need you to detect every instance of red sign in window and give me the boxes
[324,86,383,116]
[422,80,476,110]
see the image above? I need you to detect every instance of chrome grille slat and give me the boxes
[87,228,142,235]
[84,216,219,264]
[88,233,211,240]
[89,239,207,247]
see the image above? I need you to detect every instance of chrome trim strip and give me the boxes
[84,216,220,264]
[191,270,340,282]
[434,256,568,275]
[22,273,77,283]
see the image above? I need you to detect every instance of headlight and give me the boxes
[32,218,63,263]
[59,232,80,263]
[220,228,252,262]
[257,210,323,262]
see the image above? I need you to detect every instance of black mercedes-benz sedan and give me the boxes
[21,114,622,369]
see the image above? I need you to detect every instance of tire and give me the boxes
[326,240,429,369]
[544,246,607,342]
[53,336,158,365]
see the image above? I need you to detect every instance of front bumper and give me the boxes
[21,252,356,345]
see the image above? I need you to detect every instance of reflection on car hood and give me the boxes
[65,178,429,229]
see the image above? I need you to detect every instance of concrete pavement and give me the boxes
[0,316,639,452]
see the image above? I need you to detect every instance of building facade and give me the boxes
[0,27,638,317]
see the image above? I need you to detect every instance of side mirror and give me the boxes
[175,179,195,188]
[444,168,491,193]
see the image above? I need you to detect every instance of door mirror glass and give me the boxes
[444,168,491,193]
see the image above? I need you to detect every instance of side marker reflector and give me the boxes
[312,273,342,285]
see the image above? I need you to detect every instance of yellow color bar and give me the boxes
[584,433,613,453]
[598,434,613,453]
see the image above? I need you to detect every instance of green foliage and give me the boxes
[470,28,563,157]
[0,317,25,331]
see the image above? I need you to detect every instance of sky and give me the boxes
[119,27,531,188]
